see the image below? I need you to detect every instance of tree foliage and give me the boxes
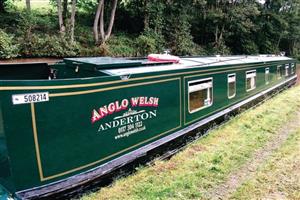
[0,29,18,58]
[0,0,299,59]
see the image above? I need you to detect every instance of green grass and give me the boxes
[14,0,52,11]
[230,128,300,199]
[80,85,300,200]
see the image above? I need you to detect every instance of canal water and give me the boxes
[0,58,61,64]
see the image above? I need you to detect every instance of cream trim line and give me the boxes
[31,103,44,180]
[49,78,178,97]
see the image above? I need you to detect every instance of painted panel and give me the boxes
[2,78,181,190]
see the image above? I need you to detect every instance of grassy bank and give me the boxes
[81,85,300,200]
[231,128,300,199]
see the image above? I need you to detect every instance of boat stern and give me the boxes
[0,108,17,200]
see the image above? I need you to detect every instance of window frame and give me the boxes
[227,73,236,99]
[265,67,270,85]
[277,65,282,79]
[188,77,213,114]
[285,64,289,76]
[245,70,257,92]
[291,63,295,74]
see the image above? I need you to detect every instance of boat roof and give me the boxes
[64,55,293,76]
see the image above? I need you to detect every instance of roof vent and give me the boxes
[120,74,131,80]
[280,51,286,56]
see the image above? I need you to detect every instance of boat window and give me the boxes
[285,64,289,76]
[277,65,282,79]
[228,74,236,99]
[265,68,270,85]
[291,63,295,74]
[246,70,256,92]
[188,78,213,113]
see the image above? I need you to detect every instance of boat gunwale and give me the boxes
[14,74,298,199]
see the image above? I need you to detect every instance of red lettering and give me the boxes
[148,97,154,106]
[99,106,108,117]
[91,97,159,124]
[121,99,129,109]
[153,98,159,107]
[139,97,145,106]
[131,97,139,107]
[108,103,115,114]
[91,109,101,124]
[115,101,122,112]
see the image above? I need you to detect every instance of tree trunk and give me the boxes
[215,24,219,46]
[107,0,118,35]
[99,1,105,41]
[63,0,68,21]
[291,40,296,56]
[218,24,225,47]
[93,0,104,44]
[0,0,6,13]
[70,0,76,43]
[93,0,118,44]
[26,0,31,12]
[57,0,66,33]
[103,0,118,42]
[143,0,149,30]
[276,33,283,50]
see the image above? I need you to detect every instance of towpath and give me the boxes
[206,110,300,200]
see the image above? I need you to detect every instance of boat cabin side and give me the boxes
[0,56,297,196]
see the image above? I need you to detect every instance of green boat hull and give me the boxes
[0,57,297,199]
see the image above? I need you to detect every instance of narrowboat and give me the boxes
[0,55,297,199]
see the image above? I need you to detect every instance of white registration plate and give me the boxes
[12,92,49,105]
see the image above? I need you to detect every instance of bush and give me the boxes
[79,46,103,57]
[166,12,200,56]
[16,11,57,36]
[106,34,136,57]
[18,33,79,57]
[291,42,300,61]
[206,42,232,56]
[0,29,19,59]
[135,34,156,56]
[75,24,96,47]
[240,39,259,54]
[135,29,165,56]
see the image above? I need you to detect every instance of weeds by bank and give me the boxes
[81,85,300,200]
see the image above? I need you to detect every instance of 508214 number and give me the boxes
[12,92,49,105]
[24,93,47,103]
